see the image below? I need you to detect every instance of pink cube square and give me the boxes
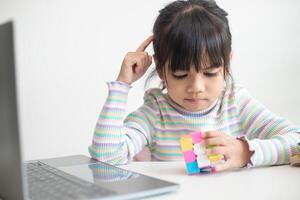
[190,132,202,143]
[183,150,196,162]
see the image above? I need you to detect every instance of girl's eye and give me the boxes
[203,72,219,77]
[172,74,188,79]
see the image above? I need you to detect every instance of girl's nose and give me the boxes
[187,75,205,93]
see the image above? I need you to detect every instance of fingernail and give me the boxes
[212,167,218,173]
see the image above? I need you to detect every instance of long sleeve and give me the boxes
[236,88,300,167]
[88,81,157,165]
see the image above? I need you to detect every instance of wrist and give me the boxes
[116,76,132,85]
[107,81,132,92]
[239,139,253,167]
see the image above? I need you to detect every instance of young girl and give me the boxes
[89,0,300,172]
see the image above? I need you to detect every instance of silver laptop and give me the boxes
[0,21,179,200]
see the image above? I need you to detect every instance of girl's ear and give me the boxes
[229,51,233,61]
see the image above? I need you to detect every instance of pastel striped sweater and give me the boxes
[89,81,300,167]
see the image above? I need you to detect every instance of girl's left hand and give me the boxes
[201,131,253,172]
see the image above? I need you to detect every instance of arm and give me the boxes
[88,81,156,165]
[89,36,154,165]
[236,88,300,167]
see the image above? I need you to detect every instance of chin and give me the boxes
[184,106,207,112]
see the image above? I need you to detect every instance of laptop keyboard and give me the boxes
[26,161,116,200]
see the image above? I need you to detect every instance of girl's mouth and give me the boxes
[184,98,208,104]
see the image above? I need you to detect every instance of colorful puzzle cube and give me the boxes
[180,131,224,174]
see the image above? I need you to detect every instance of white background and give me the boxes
[0,0,299,160]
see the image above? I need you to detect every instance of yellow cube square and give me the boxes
[180,136,193,151]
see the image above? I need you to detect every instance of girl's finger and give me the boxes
[202,137,227,147]
[139,52,148,67]
[147,55,153,66]
[134,59,144,73]
[136,35,154,52]
[213,160,232,172]
[201,131,221,139]
[205,146,227,155]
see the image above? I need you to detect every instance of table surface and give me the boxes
[120,161,300,200]
[40,155,300,200]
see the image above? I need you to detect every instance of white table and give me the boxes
[120,161,300,200]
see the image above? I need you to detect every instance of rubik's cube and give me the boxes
[180,131,223,174]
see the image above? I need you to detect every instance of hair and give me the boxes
[145,0,233,90]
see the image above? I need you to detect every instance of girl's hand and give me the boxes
[116,36,153,85]
[201,131,253,172]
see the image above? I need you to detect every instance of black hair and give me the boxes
[146,0,233,90]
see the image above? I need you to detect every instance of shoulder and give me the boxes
[143,88,165,104]
[142,88,173,113]
[220,83,256,110]
[223,84,253,100]
[222,84,264,116]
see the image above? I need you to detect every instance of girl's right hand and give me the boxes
[116,36,153,85]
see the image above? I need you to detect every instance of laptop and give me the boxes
[0,21,179,200]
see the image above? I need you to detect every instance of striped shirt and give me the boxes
[89,81,300,167]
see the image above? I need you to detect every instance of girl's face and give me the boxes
[163,65,225,112]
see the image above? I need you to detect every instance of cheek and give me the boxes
[207,77,224,95]
[167,82,182,93]
[165,77,179,89]
[165,80,185,95]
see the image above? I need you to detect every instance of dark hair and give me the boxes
[146,0,233,90]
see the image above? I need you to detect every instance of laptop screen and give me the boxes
[0,21,25,200]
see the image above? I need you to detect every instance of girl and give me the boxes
[89,0,300,172]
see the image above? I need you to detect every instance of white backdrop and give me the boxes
[0,0,299,160]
